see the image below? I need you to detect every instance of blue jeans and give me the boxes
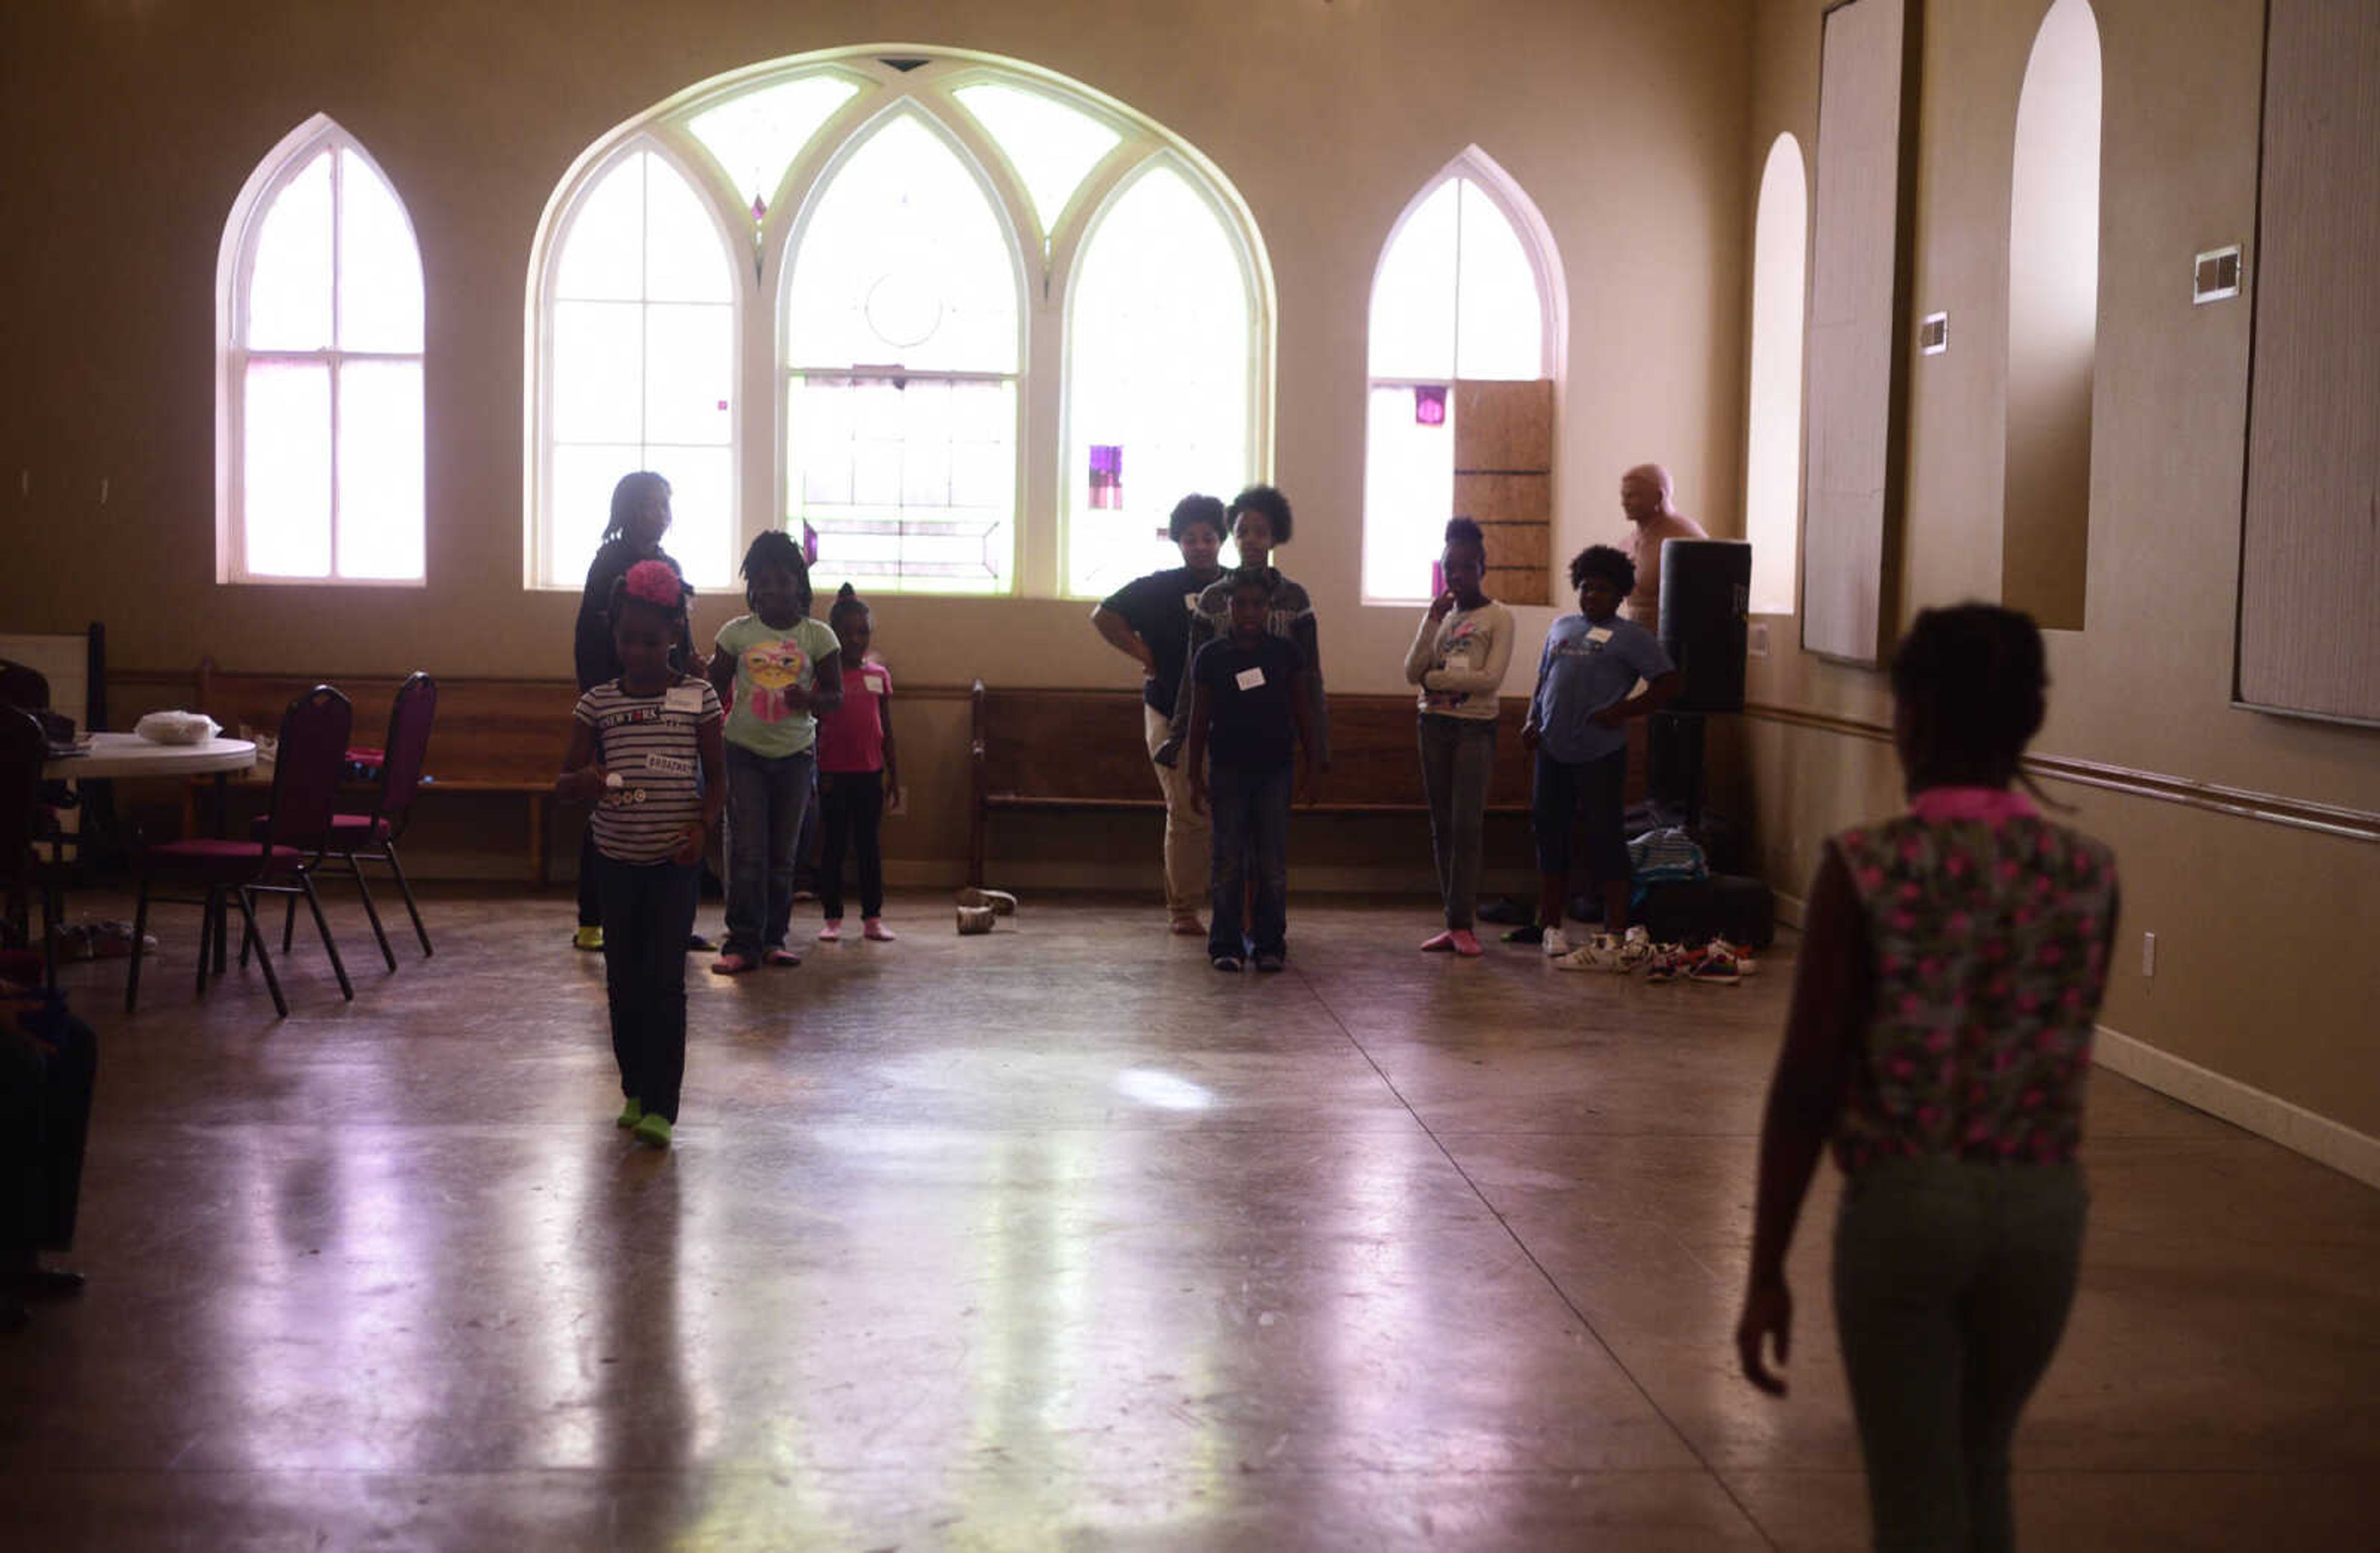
[1207,762,1290,960]
[723,744,815,956]
[596,855,700,1122]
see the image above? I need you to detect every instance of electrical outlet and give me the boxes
[2141,931,2156,979]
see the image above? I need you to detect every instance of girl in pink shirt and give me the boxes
[814,584,901,942]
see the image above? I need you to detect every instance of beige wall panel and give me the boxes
[2237,0,2380,723]
[1452,379,1554,473]
[1743,0,2380,1159]
[1800,0,1913,664]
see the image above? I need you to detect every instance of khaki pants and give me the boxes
[1145,703,1210,918]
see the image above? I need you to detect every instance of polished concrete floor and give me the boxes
[6,886,2378,1549]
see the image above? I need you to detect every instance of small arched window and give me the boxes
[1362,150,1563,604]
[2004,0,2102,630]
[1745,133,1809,616]
[218,117,424,583]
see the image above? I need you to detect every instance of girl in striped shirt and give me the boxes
[558,561,725,1150]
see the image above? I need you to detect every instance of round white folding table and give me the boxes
[43,733,258,782]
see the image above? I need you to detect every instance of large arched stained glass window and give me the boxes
[218,117,423,583]
[1362,151,1561,604]
[527,48,1273,597]
[542,147,738,589]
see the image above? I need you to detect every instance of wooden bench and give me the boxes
[117,661,579,883]
[967,680,1556,887]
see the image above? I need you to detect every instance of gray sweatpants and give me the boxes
[1417,713,1496,930]
[1832,1156,2087,1552]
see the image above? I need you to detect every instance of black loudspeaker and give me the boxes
[1656,539,1751,715]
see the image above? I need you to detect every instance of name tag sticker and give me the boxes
[1235,666,1267,692]
[1585,627,1615,646]
[663,684,705,713]
[646,752,694,778]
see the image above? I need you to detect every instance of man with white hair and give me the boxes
[1618,464,1708,625]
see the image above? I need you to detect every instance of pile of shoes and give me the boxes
[51,920,158,962]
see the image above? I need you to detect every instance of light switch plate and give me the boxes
[2194,245,2242,304]
[1919,312,1949,354]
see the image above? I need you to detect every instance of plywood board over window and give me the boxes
[2236,0,2380,726]
[1800,0,1923,666]
[1452,378,1552,605]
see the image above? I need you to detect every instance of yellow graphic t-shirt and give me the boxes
[714,614,840,757]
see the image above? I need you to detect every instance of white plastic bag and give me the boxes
[134,710,222,746]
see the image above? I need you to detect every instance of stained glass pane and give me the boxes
[1367,178,1457,379]
[335,147,423,353]
[336,359,425,579]
[244,360,332,576]
[952,82,1120,239]
[552,301,645,444]
[247,149,334,351]
[1361,384,1455,603]
[788,373,1015,594]
[1065,167,1250,598]
[642,153,733,304]
[1454,181,1545,379]
[643,302,733,446]
[688,75,860,219]
[785,113,1019,374]
[553,156,646,302]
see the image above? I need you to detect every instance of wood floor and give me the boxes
[6,886,2376,1549]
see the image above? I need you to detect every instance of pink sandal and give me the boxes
[862,918,896,941]
[762,946,802,967]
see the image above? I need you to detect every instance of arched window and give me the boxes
[540,146,739,590]
[1065,163,1258,598]
[1362,151,1563,604]
[1745,134,1809,617]
[527,49,1272,597]
[2004,0,2101,630]
[218,117,423,583]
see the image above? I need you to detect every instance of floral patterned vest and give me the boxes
[1830,791,2119,1172]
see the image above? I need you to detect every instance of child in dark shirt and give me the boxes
[1186,570,1316,973]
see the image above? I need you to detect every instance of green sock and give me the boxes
[632,1112,672,1148]
[615,1098,643,1128]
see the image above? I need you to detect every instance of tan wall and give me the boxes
[1740,0,2380,1141]
[0,0,1752,890]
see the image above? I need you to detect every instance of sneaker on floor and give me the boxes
[615,1098,643,1129]
[1421,930,1458,953]
[1553,933,1635,974]
[684,932,715,952]
[1500,923,1545,946]
[710,952,754,975]
[791,888,818,903]
[1642,943,1691,983]
[573,925,604,952]
[1541,928,1574,958]
[631,1112,673,1149]
[1689,939,1745,985]
[818,919,843,942]
[1449,930,1484,957]
[1253,952,1285,973]
[1211,954,1244,972]
[862,918,896,941]
[955,886,1018,915]
[956,904,997,936]
[1616,925,1654,974]
[1169,914,1205,936]
[762,946,801,967]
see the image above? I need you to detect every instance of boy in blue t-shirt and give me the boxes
[1517,545,1682,967]
[1186,570,1316,972]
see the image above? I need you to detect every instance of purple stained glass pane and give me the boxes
[752,195,768,223]
[1414,385,1447,426]
[801,519,819,565]
[1089,443,1123,509]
